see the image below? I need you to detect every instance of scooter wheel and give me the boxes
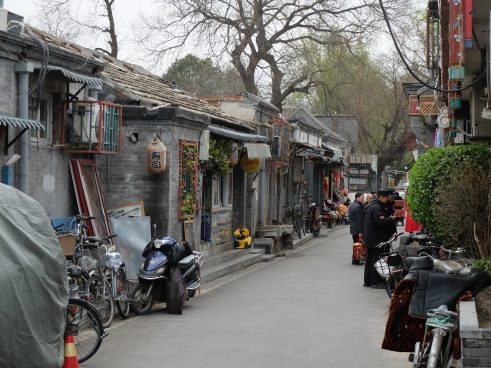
[130,284,154,315]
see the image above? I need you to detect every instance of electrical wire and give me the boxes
[379,0,486,93]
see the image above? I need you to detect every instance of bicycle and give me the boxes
[103,245,133,319]
[374,232,405,298]
[67,215,116,328]
[410,305,458,368]
[285,203,305,239]
[65,297,106,363]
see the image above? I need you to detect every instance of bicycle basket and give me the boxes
[105,251,122,268]
[79,255,98,271]
[81,247,106,269]
[374,258,391,280]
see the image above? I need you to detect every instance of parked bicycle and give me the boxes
[374,232,405,298]
[285,203,305,239]
[410,305,458,368]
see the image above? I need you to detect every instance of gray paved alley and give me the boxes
[83,227,409,368]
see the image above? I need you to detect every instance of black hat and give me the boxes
[377,189,392,196]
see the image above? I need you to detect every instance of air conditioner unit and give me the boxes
[0,8,24,34]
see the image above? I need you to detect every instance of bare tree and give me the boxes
[139,0,408,111]
[34,0,119,58]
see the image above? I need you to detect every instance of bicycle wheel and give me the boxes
[294,218,302,239]
[115,268,132,319]
[386,273,403,299]
[299,215,306,236]
[85,274,115,328]
[65,298,104,364]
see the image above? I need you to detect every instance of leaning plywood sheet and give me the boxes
[70,159,112,240]
[0,183,68,367]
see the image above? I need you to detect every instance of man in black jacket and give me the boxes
[348,192,365,243]
[363,189,396,288]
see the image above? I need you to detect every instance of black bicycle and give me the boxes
[285,203,305,238]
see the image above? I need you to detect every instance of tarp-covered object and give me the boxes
[0,184,68,367]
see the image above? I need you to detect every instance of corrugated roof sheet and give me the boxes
[0,115,44,130]
[208,125,269,142]
[53,66,103,87]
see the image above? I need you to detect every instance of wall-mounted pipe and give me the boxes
[15,63,34,193]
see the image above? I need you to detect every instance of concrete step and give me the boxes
[261,254,276,262]
[202,249,249,268]
[201,252,264,284]
[284,233,313,250]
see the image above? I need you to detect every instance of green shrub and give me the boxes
[407,144,491,242]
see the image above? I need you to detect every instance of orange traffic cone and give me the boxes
[63,334,79,368]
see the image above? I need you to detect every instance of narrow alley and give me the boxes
[83,228,408,368]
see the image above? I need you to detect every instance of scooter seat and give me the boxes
[178,254,196,267]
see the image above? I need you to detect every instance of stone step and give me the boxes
[261,254,276,262]
[283,233,313,250]
[201,253,264,284]
[202,249,250,268]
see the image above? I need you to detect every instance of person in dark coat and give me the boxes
[348,192,365,243]
[363,189,397,288]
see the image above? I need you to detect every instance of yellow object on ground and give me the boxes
[233,227,252,249]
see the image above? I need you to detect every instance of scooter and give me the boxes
[130,231,203,315]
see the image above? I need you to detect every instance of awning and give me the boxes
[208,124,269,143]
[322,144,342,159]
[0,115,45,130]
[244,142,272,159]
[45,66,103,88]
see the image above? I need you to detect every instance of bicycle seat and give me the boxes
[411,234,429,241]
[427,305,458,319]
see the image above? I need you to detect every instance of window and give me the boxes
[212,175,222,208]
[223,172,233,207]
[212,172,233,208]
[30,96,52,141]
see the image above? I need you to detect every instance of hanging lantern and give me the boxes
[239,154,260,173]
[146,136,167,174]
[229,142,238,167]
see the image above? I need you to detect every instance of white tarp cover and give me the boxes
[0,184,68,368]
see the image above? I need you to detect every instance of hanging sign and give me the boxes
[239,154,260,173]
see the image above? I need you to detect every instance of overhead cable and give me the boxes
[378,0,485,93]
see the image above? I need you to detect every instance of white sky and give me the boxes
[3,0,423,76]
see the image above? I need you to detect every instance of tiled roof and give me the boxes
[30,28,249,130]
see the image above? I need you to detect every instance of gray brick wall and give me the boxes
[96,107,206,248]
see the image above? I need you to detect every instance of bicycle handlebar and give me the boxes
[376,232,404,248]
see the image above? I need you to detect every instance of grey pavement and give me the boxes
[82,226,409,368]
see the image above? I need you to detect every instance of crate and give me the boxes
[57,234,77,256]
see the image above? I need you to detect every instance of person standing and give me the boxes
[363,189,396,289]
[348,192,365,244]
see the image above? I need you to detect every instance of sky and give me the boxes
[2,0,424,77]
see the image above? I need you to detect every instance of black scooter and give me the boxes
[130,231,203,315]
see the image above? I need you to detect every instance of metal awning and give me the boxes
[322,144,342,158]
[208,124,269,143]
[244,142,272,159]
[44,66,103,88]
[0,115,44,130]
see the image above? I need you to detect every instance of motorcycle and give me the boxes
[130,232,203,315]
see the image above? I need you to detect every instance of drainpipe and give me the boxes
[258,165,265,226]
[15,63,34,193]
